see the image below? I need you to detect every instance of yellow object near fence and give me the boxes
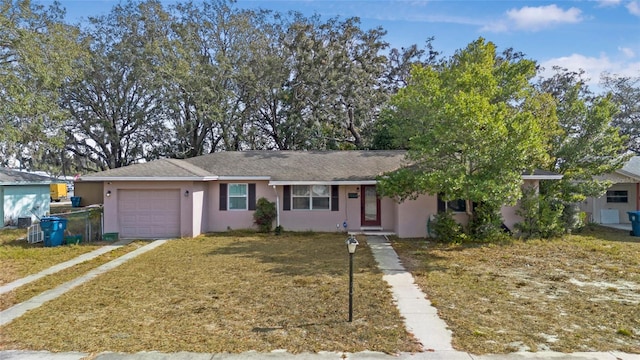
[50,183,68,202]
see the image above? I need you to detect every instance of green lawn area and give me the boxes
[0,232,421,354]
[392,225,640,354]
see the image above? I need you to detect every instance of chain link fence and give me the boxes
[51,206,103,243]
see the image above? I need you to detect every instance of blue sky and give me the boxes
[48,0,640,89]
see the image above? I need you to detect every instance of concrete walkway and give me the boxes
[1,236,639,360]
[366,235,454,352]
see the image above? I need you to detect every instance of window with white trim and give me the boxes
[606,190,628,203]
[228,183,248,210]
[292,185,330,210]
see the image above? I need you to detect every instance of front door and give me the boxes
[361,185,381,227]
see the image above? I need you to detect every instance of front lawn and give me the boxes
[0,232,422,354]
[392,226,640,354]
[0,229,104,285]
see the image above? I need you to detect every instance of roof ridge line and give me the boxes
[164,158,212,177]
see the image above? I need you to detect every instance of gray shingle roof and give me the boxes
[79,150,562,182]
[620,156,640,179]
[0,168,53,184]
[81,150,407,182]
[184,150,407,181]
[80,158,214,179]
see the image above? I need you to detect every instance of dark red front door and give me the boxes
[361,185,381,226]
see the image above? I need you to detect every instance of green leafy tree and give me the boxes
[533,68,629,232]
[378,38,549,228]
[601,72,640,153]
[60,0,168,170]
[0,0,85,169]
[537,68,629,203]
[151,0,262,157]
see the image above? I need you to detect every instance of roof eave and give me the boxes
[269,180,378,186]
[1,181,52,185]
[615,169,640,182]
[218,176,272,181]
[78,176,219,182]
[521,175,564,180]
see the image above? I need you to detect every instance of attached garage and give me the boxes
[118,189,181,239]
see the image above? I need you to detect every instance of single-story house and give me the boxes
[76,150,561,239]
[581,156,640,225]
[0,168,52,228]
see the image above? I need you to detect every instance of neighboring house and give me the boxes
[76,150,561,239]
[0,168,52,228]
[581,156,640,225]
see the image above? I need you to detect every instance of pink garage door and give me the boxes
[117,189,181,238]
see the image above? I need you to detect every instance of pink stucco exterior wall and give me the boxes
[501,179,539,231]
[103,179,541,239]
[206,180,275,232]
[394,194,438,238]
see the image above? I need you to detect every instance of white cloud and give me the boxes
[627,1,640,16]
[506,5,583,31]
[539,53,640,90]
[619,47,636,58]
[482,4,584,33]
[596,0,622,7]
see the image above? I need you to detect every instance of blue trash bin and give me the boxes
[627,211,640,236]
[70,196,81,207]
[41,217,69,247]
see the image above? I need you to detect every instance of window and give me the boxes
[437,194,467,213]
[292,185,330,210]
[447,199,467,212]
[228,183,248,210]
[606,190,628,203]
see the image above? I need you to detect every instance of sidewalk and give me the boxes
[1,236,638,360]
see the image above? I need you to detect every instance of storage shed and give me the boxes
[0,168,52,228]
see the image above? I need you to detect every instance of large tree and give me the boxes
[378,38,549,216]
[60,0,168,170]
[0,0,85,169]
[601,72,640,154]
[537,67,629,202]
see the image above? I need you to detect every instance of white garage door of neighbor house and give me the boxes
[600,209,620,224]
[118,189,181,238]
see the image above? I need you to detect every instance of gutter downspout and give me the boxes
[637,183,639,211]
[272,185,280,227]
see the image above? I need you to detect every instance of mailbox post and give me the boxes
[346,235,359,322]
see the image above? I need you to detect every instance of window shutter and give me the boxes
[219,183,227,211]
[248,183,256,210]
[331,185,339,211]
[283,185,291,211]
[437,193,445,213]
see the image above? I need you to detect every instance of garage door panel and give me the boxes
[118,189,180,238]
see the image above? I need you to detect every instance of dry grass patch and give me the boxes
[0,241,147,311]
[392,226,640,354]
[0,232,421,354]
[0,229,104,285]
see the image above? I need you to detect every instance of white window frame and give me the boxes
[292,185,331,210]
[228,183,248,210]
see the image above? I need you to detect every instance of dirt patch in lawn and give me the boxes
[0,232,422,354]
[392,226,640,354]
